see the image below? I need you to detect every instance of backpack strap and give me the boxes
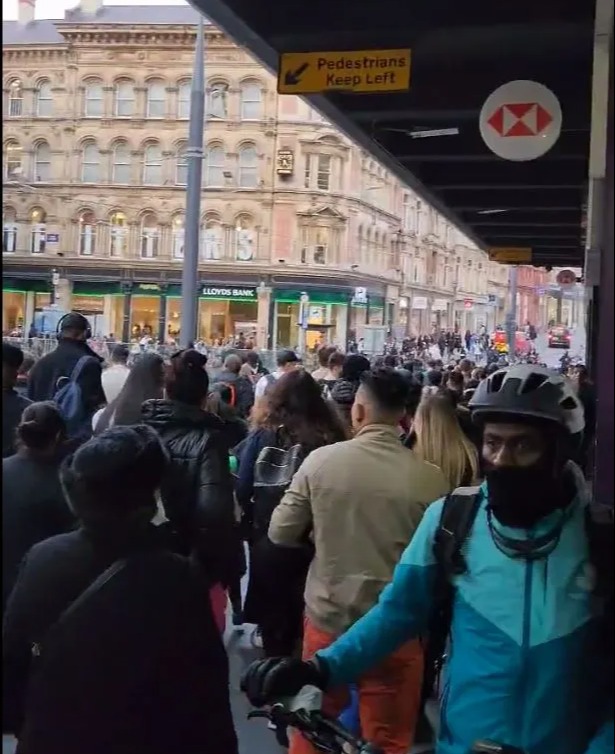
[433,486,483,580]
[69,355,96,383]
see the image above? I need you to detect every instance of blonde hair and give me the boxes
[412,394,479,490]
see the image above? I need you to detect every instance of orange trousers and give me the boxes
[289,617,424,754]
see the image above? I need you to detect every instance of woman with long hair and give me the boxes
[236,369,347,656]
[411,394,480,490]
[93,353,164,434]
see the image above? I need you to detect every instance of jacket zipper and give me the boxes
[518,559,534,744]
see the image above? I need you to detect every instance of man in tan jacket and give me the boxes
[269,368,449,754]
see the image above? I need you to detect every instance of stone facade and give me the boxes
[2,4,546,344]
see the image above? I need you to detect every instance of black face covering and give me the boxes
[485,464,571,529]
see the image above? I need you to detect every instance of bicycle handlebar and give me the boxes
[247,685,526,754]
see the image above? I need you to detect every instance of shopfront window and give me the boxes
[197,298,258,344]
[2,291,25,333]
[130,296,160,340]
[72,295,106,336]
[34,292,51,310]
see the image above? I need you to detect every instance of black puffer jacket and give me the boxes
[142,399,237,585]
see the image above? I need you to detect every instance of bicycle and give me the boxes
[246,684,527,754]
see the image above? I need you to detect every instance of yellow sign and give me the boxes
[278,49,411,95]
[488,247,533,264]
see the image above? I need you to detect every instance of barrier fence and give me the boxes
[2,338,318,375]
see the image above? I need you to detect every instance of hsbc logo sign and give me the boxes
[486,102,553,137]
[479,80,562,162]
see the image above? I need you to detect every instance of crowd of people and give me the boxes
[1,311,612,754]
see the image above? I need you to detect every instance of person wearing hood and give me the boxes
[243,365,613,754]
[142,349,237,589]
[329,354,371,432]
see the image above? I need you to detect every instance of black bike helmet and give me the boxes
[469,364,584,437]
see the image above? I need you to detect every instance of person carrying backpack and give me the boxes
[212,353,254,418]
[27,312,105,444]
[242,365,614,754]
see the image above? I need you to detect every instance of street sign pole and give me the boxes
[180,15,205,348]
[506,265,518,358]
[298,292,309,355]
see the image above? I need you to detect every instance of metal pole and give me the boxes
[180,15,205,348]
[506,265,518,358]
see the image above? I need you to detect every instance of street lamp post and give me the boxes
[180,15,205,348]
[506,265,518,357]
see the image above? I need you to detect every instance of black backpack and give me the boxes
[421,490,614,709]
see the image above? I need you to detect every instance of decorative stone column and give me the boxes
[256,284,272,350]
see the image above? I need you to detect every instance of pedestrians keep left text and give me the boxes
[278,49,412,94]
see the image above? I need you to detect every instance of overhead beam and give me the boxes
[471,221,581,227]
[433,184,584,191]
[483,234,581,240]
[454,206,580,212]
[401,154,586,163]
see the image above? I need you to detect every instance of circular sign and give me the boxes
[479,80,562,161]
[556,269,577,287]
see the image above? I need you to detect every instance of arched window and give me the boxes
[171,214,185,260]
[146,80,166,118]
[114,80,134,117]
[29,208,46,254]
[78,210,97,256]
[7,79,22,117]
[203,145,224,187]
[238,145,258,188]
[201,217,223,260]
[84,80,104,117]
[109,211,128,257]
[177,80,191,119]
[4,140,22,181]
[81,142,101,183]
[34,81,53,117]
[140,213,160,259]
[206,83,228,119]
[239,82,262,120]
[234,215,255,261]
[33,142,51,182]
[143,143,163,185]
[175,143,188,185]
[3,207,18,254]
[112,142,131,184]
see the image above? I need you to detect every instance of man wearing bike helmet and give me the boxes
[243,365,613,754]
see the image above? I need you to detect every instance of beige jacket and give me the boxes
[268,424,450,634]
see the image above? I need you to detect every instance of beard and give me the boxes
[485,464,571,529]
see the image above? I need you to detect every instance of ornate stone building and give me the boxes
[3,1,540,346]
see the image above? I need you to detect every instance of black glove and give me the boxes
[240,656,329,708]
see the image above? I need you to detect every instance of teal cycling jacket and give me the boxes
[317,468,612,754]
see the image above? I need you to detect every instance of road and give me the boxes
[533,328,586,369]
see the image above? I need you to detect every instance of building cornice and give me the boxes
[53,24,231,49]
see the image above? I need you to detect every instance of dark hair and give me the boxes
[59,312,90,335]
[61,425,167,526]
[265,369,347,451]
[166,349,209,405]
[3,342,24,370]
[96,353,164,433]
[17,401,66,452]
[447,370,465,390]
[341,354,371,382]
[110,344,129,364]
[359,368,409,413]
[245,351,260,367]
[328,350,345,370]
[426,369,443,387]
[317,346,336,368]
[383,354,397,369]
